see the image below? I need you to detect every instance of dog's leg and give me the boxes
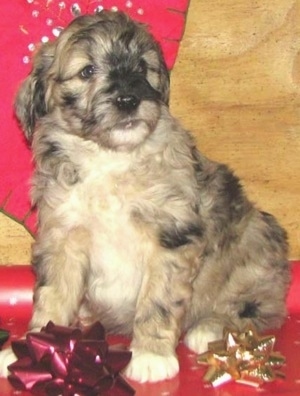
[0,227,89,377]
[125,250,195,382]
[30,227,90,330]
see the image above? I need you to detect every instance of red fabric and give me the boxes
[0,0,189,234]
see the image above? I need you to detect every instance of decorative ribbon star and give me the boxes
[197,324,286,388]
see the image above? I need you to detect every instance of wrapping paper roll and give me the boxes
[287,262,300,314]
[0,265,35,325]
[0,262,299,326]
[0,263,299,322]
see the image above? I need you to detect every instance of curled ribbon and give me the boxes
[197,324,286,388]
[8,321,135,395]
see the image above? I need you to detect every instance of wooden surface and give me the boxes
[0,213,33,265]
[0,0,299,264]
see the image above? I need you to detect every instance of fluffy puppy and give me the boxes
[0,11,290,383]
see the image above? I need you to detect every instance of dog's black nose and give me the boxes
[116,95,140,112]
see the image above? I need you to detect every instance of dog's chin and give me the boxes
[103,120,153,152]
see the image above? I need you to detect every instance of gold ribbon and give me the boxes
[197,324,285,387]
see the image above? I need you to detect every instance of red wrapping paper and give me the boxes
[0,266,34,325]
[286,262,300,314]
[0,262,300,395]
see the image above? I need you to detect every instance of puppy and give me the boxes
[0,11,290,383]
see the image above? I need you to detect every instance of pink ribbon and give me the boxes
[8,321,135,395]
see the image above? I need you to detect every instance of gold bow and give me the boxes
[197,325,285,387]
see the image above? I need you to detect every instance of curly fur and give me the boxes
[1,11,290,382]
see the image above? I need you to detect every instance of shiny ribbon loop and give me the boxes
[198,324,286,388]
[8,321,135,395]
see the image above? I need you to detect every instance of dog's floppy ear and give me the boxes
[155,43,170,105]
[15,42,55,141]
[159,58,170,105]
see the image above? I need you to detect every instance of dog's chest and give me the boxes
[58,151,146,323]
[60,149,138,223]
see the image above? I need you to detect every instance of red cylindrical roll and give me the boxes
[0,265,35,326]
[287,262,300,315]
[0,263,299,327]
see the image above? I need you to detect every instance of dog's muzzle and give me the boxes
[110,70,161,113]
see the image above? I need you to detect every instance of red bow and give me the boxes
[8,321,135,395]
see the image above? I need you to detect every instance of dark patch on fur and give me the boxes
[207,164,253,227]
[31,253,47,290]
[62,164,80,185]
[82,112,98,130]
[191,146,204,174]
[37,137,80,185]
[260,211,288,253]
[217,230,239,251]
[160,223,203,249]
[32,79,47,119]
[155,303,170,319]
[118,26,136,49]
[239,301,260,318]
[62,93,78,107]
[192,149,248,224]
[218,165,245,208]
[108,70,161,103]
[173,299,185,307]
[23,77,47,138]
[43,141,62,158]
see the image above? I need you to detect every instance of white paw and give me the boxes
[184,326,220,354]
[124,350,179,383]
[0,348,17,377]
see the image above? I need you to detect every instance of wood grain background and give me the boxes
[0,0,299,265]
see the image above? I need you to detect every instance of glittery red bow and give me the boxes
[8,321,135,395]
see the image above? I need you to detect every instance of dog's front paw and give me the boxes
[184,325,221,354]
[0,348,17,377]
[124,349,179,383]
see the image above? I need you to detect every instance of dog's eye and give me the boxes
[80,65,95,79]
[136,60,147,75]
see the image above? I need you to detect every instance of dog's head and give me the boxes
[15,11,170,151]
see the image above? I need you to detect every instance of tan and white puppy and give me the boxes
[0,11,290,383]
